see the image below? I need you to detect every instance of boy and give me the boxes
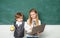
[14,12,24,38]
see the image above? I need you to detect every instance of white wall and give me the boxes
[0,25,60,38]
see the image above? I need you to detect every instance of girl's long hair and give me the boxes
[27,8,39,26]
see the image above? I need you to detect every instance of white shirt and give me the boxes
[16,21,22,27]
[24,20,41,33]
[24,20,41,37]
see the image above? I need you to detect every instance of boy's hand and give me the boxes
[10,25,15,31]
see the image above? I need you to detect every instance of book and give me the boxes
[30,24,46,35]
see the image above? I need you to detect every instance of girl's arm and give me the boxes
[24,22,32,33]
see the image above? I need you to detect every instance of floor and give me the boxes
[0,25,60,38]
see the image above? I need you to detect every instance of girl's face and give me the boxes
[30,11,37,19]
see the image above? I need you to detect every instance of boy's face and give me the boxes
[16,17,23,22]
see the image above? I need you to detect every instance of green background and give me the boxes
[0,0,60,25]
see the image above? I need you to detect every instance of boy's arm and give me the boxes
[10,22,15,31]
[10,25,15,31]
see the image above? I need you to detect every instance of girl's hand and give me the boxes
[29,26,33,30]
[37,32,40,35]
[29,27,32,32]
[29,28,32,30]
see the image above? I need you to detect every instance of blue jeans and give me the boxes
[27,37,38,38]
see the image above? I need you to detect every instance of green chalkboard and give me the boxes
[0,0,60,25]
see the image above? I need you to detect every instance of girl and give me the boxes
[25,8,41,38]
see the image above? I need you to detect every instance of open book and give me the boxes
[29,24,46,35]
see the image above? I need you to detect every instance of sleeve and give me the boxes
[24,22,32,33]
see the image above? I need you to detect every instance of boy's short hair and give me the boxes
[15,12,24,19]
